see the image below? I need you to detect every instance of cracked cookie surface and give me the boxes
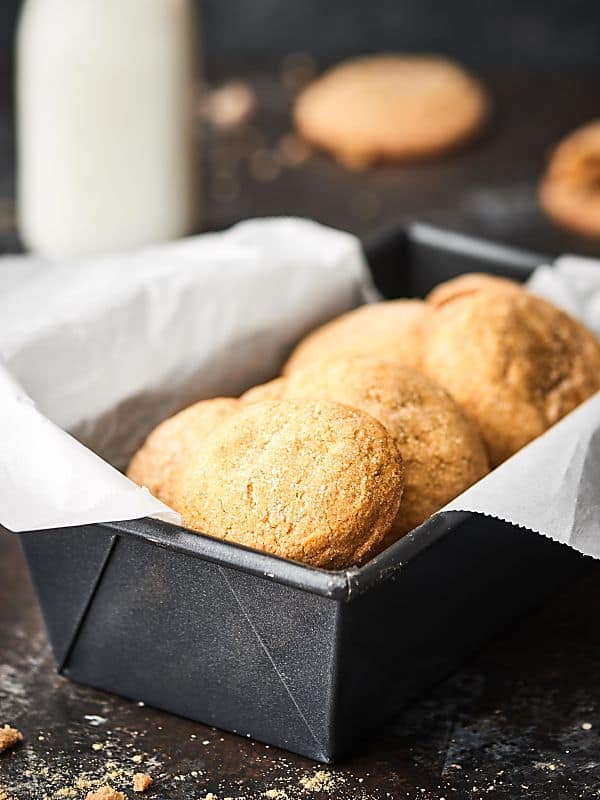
[422,288,600,465]
[177,399,404,569]
[127,397,240,506]
[283,358,489,541]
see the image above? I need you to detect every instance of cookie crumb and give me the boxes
[265,790,288,799]
[133,773,152,793]
[0,725,23,754]
[203,794,218,800]
[299,770,335,792]
[582,721,593,730]
[85,788,125,800]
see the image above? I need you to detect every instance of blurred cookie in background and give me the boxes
[293,54,489,169]
[539,120,600,238]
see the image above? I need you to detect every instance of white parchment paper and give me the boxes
[0,218,375,532]
[1,223,600,563]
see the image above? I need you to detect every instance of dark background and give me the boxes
[1,0,600,81]
[1,1,600,255]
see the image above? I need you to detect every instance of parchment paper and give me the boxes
[0,218,375,532]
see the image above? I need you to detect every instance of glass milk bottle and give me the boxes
[16,0,199,259]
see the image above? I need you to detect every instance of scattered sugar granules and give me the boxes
[85,787,126,800]
[0,726,23,754]
[132,773,152,793]
[299,770,335,792]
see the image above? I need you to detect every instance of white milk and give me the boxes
[16,0,199,259]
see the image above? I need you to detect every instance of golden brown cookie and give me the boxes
[294,55,488,168]
[539,120,600,238]
[422,289,600,466]
[284,358,489,541]
[240,377,286,404]
[177,400,404,569]
[283,300,431,375]
[126,397,240,506]
[426,273,524,308]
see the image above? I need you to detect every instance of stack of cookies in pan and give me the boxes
[128,275,600,569]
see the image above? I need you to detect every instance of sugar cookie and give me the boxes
[294,55,488,168]
[540,120,600,238]
[284,358,489,540]
[283,300,430,375]
[423,289,600,465]
[177,400,404,568]
[127,398,240,506]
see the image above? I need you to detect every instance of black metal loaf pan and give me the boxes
[19,223,589,763]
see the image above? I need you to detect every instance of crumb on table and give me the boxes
[85,787,126,800]
[0,726,23,754]
[299,770,335,792]
[132,773,152,793]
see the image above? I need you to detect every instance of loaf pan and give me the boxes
[19,223,589,762]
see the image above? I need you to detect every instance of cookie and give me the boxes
[283,299,431,375]
[539,121,600,238]
[240,377,286,404]
[127,397,240,506]
[177,400,404,569]
[294,55,488,168]
[283,358,489,540]
[427,273,523,308]
[422,289,600,466]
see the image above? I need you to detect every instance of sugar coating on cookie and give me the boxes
[283,299,431,375]
[423,289,600,466]
[177,400,404,569]
[127,397,240,506]
[240,377,286,404]
[539,120,600,238]
[294,54,488,167]
[427,273,524,308]
[284,358,489,541]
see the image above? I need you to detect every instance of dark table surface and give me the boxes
[2,68,600,800]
